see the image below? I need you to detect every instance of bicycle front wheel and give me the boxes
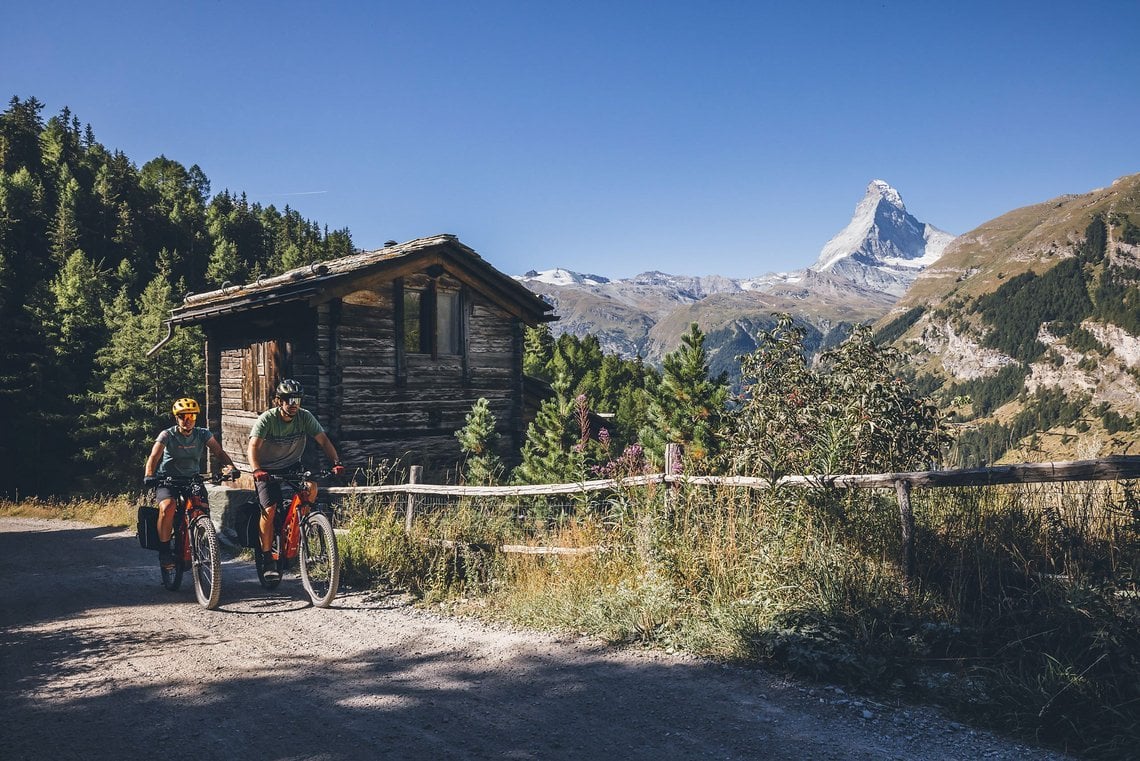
[299,512,340,607]
[190,515,222,609]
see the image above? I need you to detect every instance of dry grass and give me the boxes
[337,479,1140,759]
[0,494,136,527]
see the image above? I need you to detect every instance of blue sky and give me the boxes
[4,1,1138,279]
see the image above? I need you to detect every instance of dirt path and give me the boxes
[0,517,1074,761]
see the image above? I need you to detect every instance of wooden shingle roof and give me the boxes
[170,234,556,326]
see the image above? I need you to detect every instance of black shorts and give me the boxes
[155,486,178,505]
[254,467,302,511]
[155,480,205,505]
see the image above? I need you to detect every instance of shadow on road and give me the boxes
[0,518,1066,761]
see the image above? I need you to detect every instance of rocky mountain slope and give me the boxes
[876,172,1140,460]
[517,180,953,368]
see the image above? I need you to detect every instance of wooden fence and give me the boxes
[324,450,1140,588]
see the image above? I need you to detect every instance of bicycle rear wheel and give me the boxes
[299,512,340,607]
[190,515,222,609]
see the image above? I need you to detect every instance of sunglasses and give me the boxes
[284,396,302,406]
[176,412,197,420]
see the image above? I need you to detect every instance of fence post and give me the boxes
[664,443,683,512]
[664,443,683,478]
[405,465,422,534]
[894,478,915,594]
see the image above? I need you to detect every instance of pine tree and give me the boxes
[0,164,52,497]
[77,273,204,489]
[49,165,81,263]
[640,323,728,469]
[523,324,554,380]
[45,250,109,385]
[513,373,580,484]
[206,237,241,287]
[0,96,46,174]
[455,398,504,485]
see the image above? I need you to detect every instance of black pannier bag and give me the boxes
[235,500,261,548]
[137,505,160,550]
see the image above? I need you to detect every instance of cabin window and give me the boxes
[437,290,461,354]
[403,285,462,356]
[403,290,426,354]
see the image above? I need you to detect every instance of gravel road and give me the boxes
[0,517,1076,761]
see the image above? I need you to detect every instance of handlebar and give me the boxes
[149,471,241,488]
[258,469,335,484]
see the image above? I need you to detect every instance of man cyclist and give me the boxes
[247,379,344,580]
[144,397,239,575]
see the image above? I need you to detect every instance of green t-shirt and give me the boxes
[156,426,214,477]
[249,407,324,470]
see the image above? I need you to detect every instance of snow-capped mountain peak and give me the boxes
[809,180,955,296]
[516,268,610,287]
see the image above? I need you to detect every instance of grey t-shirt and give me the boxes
[156,426,214,477]
[249,408,324,470]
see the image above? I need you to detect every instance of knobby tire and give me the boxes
[190,515,222,609]
[299,512,340,608]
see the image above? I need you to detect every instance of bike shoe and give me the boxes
[259,550,280,579]
[158,549,176,570]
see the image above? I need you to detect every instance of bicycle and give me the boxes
[141,472,235,609]
[251,470,341,607]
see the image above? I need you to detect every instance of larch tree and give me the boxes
[77,273,204,489]
[513,373,581,484]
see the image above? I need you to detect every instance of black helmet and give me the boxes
[275,379,303,399]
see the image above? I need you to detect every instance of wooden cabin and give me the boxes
[166,235,556,479]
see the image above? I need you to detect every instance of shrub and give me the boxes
[726,315,948,479]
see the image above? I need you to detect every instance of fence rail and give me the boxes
[326,453,1140,589]
[326,455,1140,498]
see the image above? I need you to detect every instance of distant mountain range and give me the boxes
[516,173,1140,460]
[515,179,955,376]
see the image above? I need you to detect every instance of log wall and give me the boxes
[336,278,523,475]
[207,272,530,480]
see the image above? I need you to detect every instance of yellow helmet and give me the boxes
[171,398,200,416]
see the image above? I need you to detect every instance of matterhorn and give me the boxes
[810,180,955,296]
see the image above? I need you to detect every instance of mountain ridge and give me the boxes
[875,171,1140,461]
[515,179,954,364]
[515,172,1140,460]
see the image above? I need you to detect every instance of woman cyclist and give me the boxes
[143,398,239,575]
